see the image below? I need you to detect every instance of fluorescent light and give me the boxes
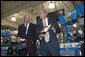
[73,24,77,27]
[11,16,16,22]
[49,3,55,8]
[14,30,18,33]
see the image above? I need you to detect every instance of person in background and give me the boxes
[35,9,61,56]
[17,13,36,56]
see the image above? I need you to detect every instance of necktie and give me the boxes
[43,19,50,43]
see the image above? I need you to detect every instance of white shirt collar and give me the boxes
[42,17,48,22]
[25,23,30,26]
[45,17,48,20]
[42,17,48,26]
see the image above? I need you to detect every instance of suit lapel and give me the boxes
[22,24,26,34]
[48,19,52,25]
[40,21,43,28]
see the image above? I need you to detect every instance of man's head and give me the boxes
[24,13,30,24]
[39,9,48,20]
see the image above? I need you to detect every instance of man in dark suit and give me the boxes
[35,9,61,56]
[17,14,36,56]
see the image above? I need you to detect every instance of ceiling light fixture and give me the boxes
[49,1,55,8]
[11,16,16,22]
[14,30,18,33]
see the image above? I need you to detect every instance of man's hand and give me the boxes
[39,34,45,38]
[17,37,21,43]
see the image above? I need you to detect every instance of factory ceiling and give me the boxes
[1,1,84,29]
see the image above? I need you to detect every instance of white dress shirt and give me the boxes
[42,18,48,27]
[39,18,50,43]
[25,23,30,35]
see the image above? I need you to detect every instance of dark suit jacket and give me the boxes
[35,18,61,48]
[17,23,36,40]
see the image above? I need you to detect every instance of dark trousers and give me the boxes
[40,41,59,56]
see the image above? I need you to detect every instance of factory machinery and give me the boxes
[59,4,84,56]
[1,30,19,56]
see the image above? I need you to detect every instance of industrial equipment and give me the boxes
[59,4,84,56]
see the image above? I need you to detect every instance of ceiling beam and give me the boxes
[1,1,46,19]
[59,1,70,12]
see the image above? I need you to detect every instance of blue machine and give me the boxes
[59,4,84,25]
[1,31,11,46]
[59,43,82,56]
[76,4,84,16]
[1,46,8,56]
[1,31,11,56]
[1,31,11,37]
[1,31,19,56]
[59,4,84,56]
[59,9,78,43]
